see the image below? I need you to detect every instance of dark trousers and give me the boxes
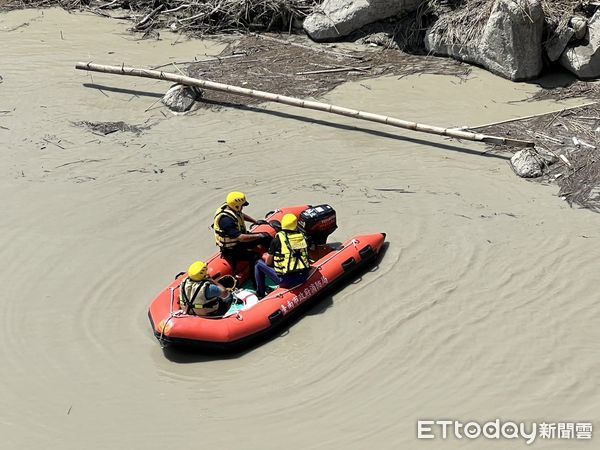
[255,260,309,297]
[221,241,261,264]
[221,244,259,287]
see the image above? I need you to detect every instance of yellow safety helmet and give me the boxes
[226,191,249,212]
[281,213,298,231]
[188,261,208,281]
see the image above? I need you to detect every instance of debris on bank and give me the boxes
[1,0,314,35]
[182,35,471,109]
[478,103,600,212]
[5,0,600,82]
[74,120,149,135]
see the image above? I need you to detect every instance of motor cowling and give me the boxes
[299,204,337,246]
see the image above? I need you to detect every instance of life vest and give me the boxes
[179,278,219,316]
[273,230,310,275]
[213,204,246,249]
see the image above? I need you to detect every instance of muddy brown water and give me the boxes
[1,8,599,450]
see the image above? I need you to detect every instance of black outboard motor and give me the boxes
[299,204,337,246]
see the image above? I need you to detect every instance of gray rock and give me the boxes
[162,84,202,112]
[570,15,588,41]
[303,0,420,42]
[356,31,398,48]
[511,147,557,178]
[561,12,600,79]
[545,25,575,62]
[425,0,544,81]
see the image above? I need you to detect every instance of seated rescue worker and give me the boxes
[254,213,311,299]
[180,261,232,316]
[213,191,270,270]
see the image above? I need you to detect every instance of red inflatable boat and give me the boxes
[148,205,386,349]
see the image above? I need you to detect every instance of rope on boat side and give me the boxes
[159,287,184,346]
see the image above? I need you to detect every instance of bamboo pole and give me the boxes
[75,62,535,148]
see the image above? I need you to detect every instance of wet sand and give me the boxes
[1,8,599,450]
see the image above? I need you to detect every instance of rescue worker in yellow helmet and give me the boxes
[179,261,233,316]
[254,213,310,299]
[213,191,271,268]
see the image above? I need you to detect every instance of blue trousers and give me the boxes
[254,260,308,297]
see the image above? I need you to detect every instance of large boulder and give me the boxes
[303,0,420,42]
[425,0,544,81]
[560,12,600,79]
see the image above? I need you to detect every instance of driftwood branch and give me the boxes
[134,4,165,30]
[296,66,371,75]
[99,0,119,9]
[150,54,246,70]
[164,4,191,14]
[75,62,535,148]
[470,102,598,130]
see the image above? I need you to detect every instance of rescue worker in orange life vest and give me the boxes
[254,213,310,299]
[213,191,271,264]
[180,261,232,316]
